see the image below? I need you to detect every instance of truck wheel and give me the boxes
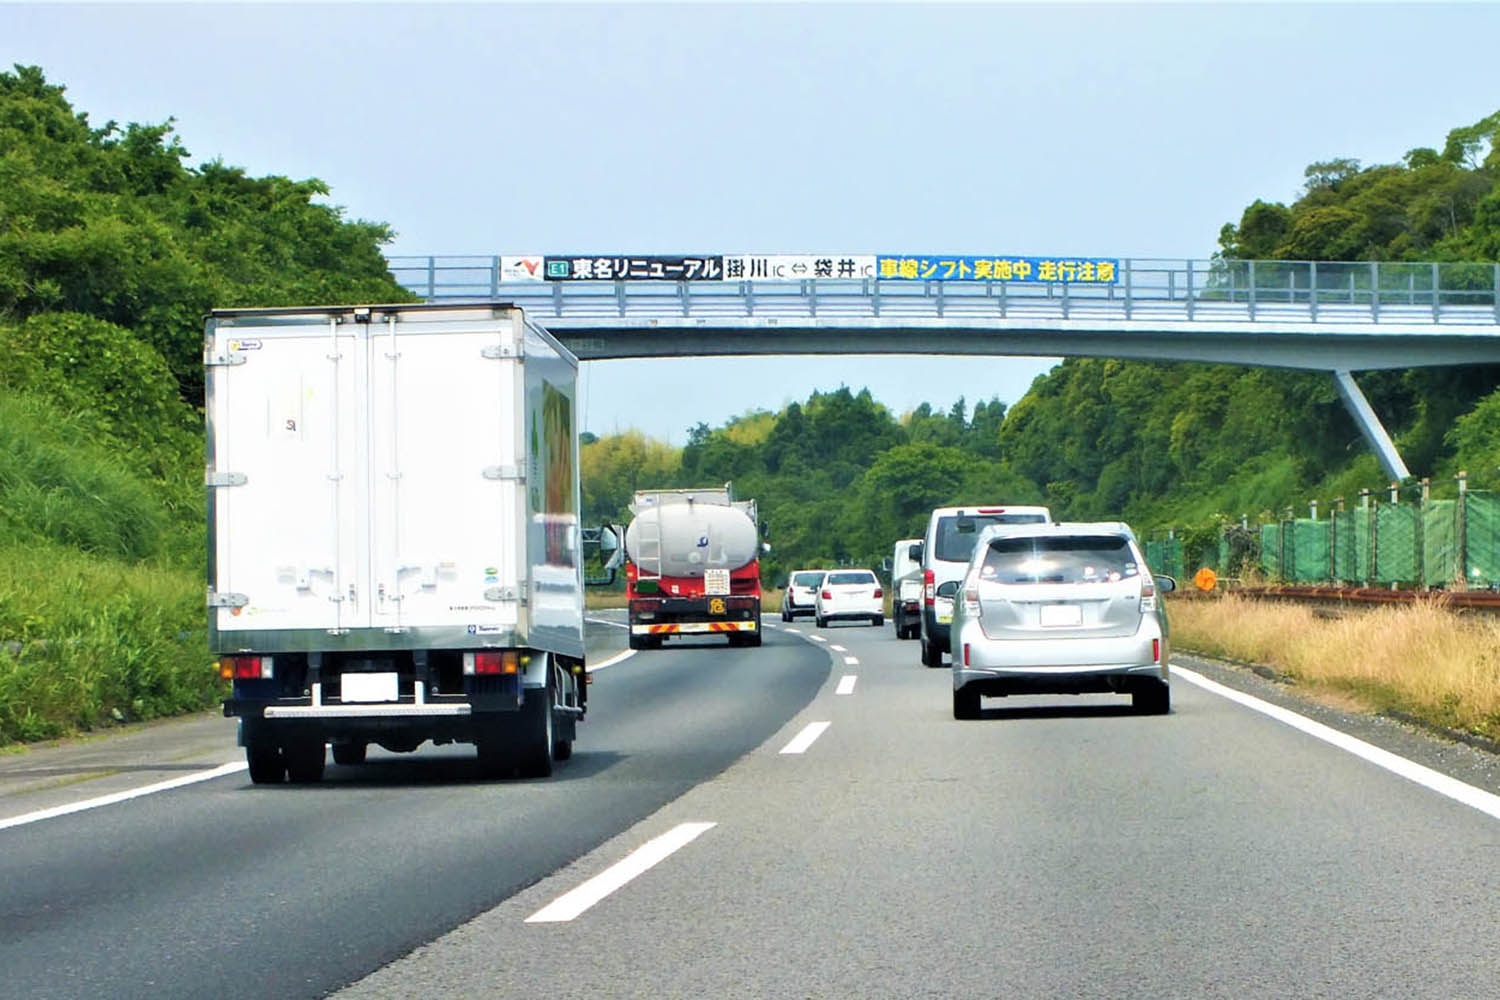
[332,742,367,766]
[553,737,573,761]
[518,675,556,779]
[953,685,981,720]
[742,630,762,648]
[246,741,285,784]
[628,633,646,650]
[285,738,325,784]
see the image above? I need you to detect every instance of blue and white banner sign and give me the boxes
[877,255,1119,283]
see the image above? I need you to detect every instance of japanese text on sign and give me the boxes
[544,255,725,281]
[876,255,1119,284]
[722,255,877,281]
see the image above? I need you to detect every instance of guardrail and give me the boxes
[387,256,1500,327]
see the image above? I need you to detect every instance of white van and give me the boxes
[890,538,924,640]
[918,504,1051,667]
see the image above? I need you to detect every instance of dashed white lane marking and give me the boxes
[585,617,629,629]
[1174,666,1500,822]
[525,822,717,923]
[784,628,801,634]
[843,656,859,666]
[830,644,847,652]
[779,721,831,755]
[0,761,249,833]
[808,635,826,643]
[588,649,636,673]
[836,675,857,695]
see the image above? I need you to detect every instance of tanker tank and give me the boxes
[624,501,759,579]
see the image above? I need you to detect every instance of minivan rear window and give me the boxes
[934,514,1048,563]
[827,571,876,585]
[791,572,825,587]
[979,535,1138,585]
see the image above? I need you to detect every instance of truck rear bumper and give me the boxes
[631,620,758,635]
[262,703,472,719]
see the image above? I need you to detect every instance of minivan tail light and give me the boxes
[821,590,832,600]
[963,643,970,666]
[1153,638,1161,663]
[1140,576,1157,613]
[964,587,981,617]
[923,568,935,605]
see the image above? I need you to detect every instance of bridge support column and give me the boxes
[1333,370,1410,482]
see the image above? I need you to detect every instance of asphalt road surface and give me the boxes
[0,617,828,999]
[5,614,1500,998]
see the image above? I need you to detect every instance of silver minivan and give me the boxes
[949,521,1174,718]
[918,505,1051,667]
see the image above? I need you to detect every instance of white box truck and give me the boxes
[205,303,618,783]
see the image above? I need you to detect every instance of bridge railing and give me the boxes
[385,256,1500,326]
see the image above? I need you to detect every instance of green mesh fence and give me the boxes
[1331,510,1358,582]
[1144,538,1183,578]
[1422,500,1458,588]
[1287,519,1330,583]
[1354,507,1374,584]
[1465,492,1500,587]
[1374,505,1418,583]
[1260,523,1282,579]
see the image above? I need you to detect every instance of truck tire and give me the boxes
[285,738,325,784]
[518,673,556,779]
[246,741,285,784]
[332,742,367,766]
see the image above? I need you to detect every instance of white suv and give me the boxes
[815,570,884,628]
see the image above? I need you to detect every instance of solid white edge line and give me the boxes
[1173,666,1500,822]
[843,656,859,666]
[587,649,636,673]
[836,675,857,695]
[0,760,250,833]
[585,617,629,629]
[779,721,832,755]
[525,821,717,923]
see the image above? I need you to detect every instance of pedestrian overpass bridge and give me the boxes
[388,254,1500,483]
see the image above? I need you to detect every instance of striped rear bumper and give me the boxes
[631,620,759,635]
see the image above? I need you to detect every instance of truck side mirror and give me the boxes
[880,556,893,573]
[908,542,923,561]
[583,524,625,586]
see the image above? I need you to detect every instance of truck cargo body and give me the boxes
[624,487,762,648]
[207,303,589,782]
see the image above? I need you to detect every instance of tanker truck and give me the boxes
[624,486,763,649]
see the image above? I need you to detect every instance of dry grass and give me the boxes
[1168,593,1500,741]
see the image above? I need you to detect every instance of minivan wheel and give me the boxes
[1133,681,1171,715]
[921,638,942,668]
[953,685,981,720]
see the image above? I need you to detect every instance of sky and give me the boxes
[5,1,1500,443]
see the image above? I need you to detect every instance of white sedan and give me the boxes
[814,569,884,628]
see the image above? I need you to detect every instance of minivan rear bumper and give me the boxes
[952,619,1168,692]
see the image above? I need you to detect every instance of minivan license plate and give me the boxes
[1040,604,1083,627]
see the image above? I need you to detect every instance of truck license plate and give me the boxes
[704,568,730,596]
[708,597,726,615]
[342,672,398,702]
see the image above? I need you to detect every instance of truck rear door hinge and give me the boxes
[481,343,525,360]
[207,590,249,608]
[482,462,527,481]
[206,471,249,487]
[205,353,249,367]
[484,583,527,603]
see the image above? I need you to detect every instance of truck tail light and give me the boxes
[464,650,519,675]
[923,568,935,605]
[1140,576,1157,613]
[220,655,273,680]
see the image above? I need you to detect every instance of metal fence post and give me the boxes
[1309,260,1318,321]
[1247,259,1256,320]
[1123,260,1133,320]
[426,257,436,299]
[1185,259,1195,321]
[1494,264,1499,324]
[1371,260,1380,323]
[1432,261,1441,322]
[489,256,500,298]
[1457,471,1468,590]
